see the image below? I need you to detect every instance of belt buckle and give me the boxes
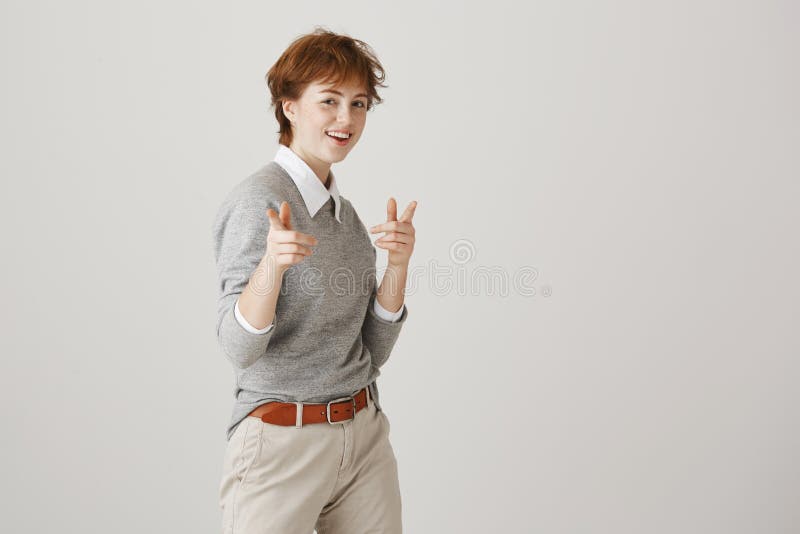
[326,395,356,424]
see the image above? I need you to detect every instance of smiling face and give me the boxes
[281,79,369,184]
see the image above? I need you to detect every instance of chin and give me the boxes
[327,150,350,163]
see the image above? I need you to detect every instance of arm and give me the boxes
[375,262,407,314]
[212,197,281,369]
[237,256,283,331]
[373,297,405,322]
[235,297,275,334]
[361,255,409,369]
[362,197,417,367]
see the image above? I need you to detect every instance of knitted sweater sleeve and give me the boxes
[361,247,409,369]
[212,194,277,369]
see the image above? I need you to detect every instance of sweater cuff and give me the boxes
[235,297,275,334]
[217,299,275,368]
[365,292,408,326]
[373,299,405,322]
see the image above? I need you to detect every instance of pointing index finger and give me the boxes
[369,220,412,234]
[271,229,318,246]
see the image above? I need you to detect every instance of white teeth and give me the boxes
[326,131,350,139]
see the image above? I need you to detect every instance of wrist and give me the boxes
[386,259,409,270]
[261,254,289,274]
[248,256,285,292]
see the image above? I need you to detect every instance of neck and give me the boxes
[288,142,331,188]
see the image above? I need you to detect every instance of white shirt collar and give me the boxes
[273,144,342,223]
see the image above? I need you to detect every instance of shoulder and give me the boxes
[226,162,294,208]
[338,194,354,213]
[338,194,359,222]
[212,162,294,235]
[216,162,293,216]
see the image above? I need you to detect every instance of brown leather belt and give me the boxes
[247,387,370,427]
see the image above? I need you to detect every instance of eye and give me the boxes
[323,99,336,105]
[353,101,366,108]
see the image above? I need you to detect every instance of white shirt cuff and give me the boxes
[373,299,404,322]
[234,297,274,334]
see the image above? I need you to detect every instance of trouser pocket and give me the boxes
[219,417,264,531]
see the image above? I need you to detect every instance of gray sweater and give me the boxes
[212,160,408,441]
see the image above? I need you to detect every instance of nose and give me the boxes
[336,104,353,125]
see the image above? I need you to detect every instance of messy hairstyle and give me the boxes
[265,27,388,147]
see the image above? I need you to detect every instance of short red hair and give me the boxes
[266,27,388,147]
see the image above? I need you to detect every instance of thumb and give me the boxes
[279,201,293,230]
[266,207,286,230]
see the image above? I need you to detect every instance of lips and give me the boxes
[326,132,351,146]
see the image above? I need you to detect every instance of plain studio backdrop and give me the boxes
[1,1,797,533]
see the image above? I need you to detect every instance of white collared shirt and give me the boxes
[235,145,405,334]
[273,144,343,223]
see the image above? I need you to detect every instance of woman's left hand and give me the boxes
[370,198,417,267]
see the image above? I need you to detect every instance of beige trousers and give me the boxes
[219,389,402,533]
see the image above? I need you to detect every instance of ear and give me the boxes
[282,99,296,124]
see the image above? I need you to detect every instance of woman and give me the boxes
[212,28,416,534]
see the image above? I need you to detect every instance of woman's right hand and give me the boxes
[265,201,318,273]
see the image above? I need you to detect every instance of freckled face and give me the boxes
[283,80,369,166]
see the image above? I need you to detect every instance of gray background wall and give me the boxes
[1,1,797,532]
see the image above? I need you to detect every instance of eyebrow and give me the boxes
[320,89,369,99]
